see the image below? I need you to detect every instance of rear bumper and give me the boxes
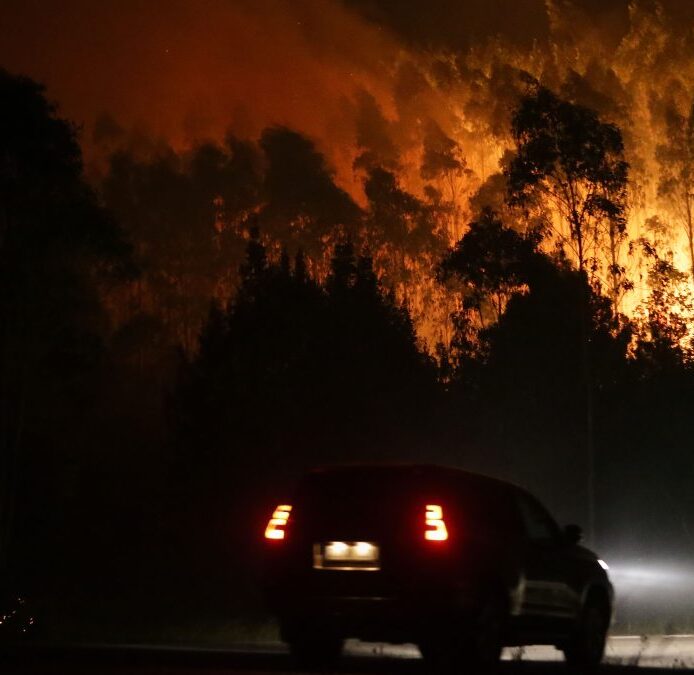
[268,581,482,643]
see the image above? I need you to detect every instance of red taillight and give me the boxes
[424,504,448,541]
[265,504,292,540]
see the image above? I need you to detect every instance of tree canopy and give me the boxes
[0,69,131,572]
[506,84,629,306]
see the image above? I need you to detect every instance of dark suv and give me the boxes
[262,464,613,670]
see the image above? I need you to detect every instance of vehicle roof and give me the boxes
[306,463,519,494]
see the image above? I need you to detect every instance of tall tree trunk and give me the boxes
[687,196,694,286]
[608,218,622,320]
[0,322,30,577]
[578,278,596,545]
[574,218,585,272]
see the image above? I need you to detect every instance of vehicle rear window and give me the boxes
[294,467,519,539]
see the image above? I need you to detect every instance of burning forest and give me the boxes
[4,0,694,355]
[2,0,694,646]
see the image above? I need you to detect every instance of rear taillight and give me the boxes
[265,504,292,540]
[424,504,448,541]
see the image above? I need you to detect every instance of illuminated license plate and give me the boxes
[313,541,380,571]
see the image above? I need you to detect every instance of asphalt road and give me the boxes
[2,636,694,674]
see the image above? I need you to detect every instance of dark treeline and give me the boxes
[2,67,694,639]
[95,110,449,356]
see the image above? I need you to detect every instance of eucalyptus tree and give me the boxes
[656,101,694,285]
[506,85,629,311]
[0,70,131,570]
[506,85,630,543]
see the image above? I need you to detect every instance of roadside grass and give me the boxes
[612,615,694,636]
[35,609,281,646]
[22,585,694,649]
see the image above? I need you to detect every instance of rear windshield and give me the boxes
[297,467,435,500]
[295,467,519,536]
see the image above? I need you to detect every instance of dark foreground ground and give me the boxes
[0,644,691,675]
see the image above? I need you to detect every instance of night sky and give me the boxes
[0,0,676,153]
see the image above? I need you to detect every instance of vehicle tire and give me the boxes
[418,629,464,675]
[562,597,608,669]
[287,632,343,671]
[470,595,506,669]
[418,599,505,674]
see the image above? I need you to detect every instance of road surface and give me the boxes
[2,636,694,673]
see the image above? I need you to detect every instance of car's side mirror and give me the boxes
[563,524,583,545]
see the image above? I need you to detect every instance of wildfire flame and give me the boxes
[4,0,694,349]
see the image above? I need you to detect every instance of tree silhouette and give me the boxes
[102,138,256,352]
[506,84,629,301]
[0,69,130,571]
[420,120,473,241]
[237,225,269,301]
[362,166,448,318]
[633,237,694,368]
[445,243,630,534]
[352,89,401,173]
[656,101,694,284]
[439,209,543,325]
[506,85,630,540]
[259,127,361,266]
[175,233,436,482]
